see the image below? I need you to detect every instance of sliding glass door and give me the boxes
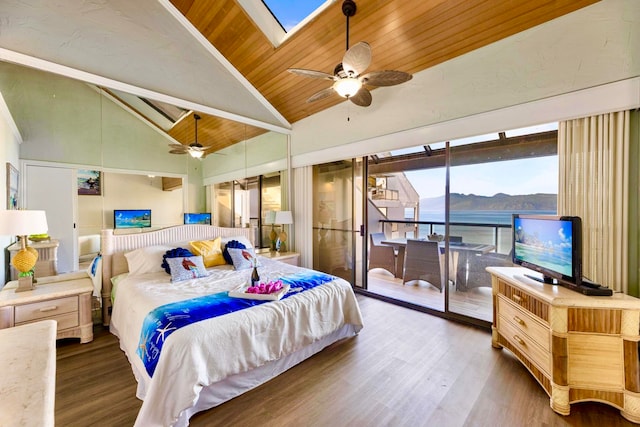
[312,159,365,287]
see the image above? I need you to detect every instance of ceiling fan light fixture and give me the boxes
[189,149,204,159]
[333,77,362,98]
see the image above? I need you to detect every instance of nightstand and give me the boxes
[259,251,300,266]
[0,272,93,343]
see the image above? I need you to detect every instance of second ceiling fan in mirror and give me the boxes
[287,0,412,107]
[168,113,211,158]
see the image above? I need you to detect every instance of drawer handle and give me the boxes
[513,335,526,346]
[512,294,525,303]
[513,316,525,326]
[39,306,58,313]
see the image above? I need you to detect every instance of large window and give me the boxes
[365,124,558,325]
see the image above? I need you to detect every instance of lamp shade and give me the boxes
[274,210,293,225]
[0,210,48,236]
[333,77,362,98]
[189,149,204,159]
[264,210,277,225]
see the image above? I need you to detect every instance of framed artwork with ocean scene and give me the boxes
[78,169,101,195]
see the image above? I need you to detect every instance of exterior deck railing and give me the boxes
[379,219,513,254]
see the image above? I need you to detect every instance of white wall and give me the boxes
[78,172,184,236]
[0,92,22,285]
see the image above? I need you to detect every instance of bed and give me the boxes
[101,225,363,427]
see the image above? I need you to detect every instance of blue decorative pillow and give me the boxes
[227,247,260,270]
[161,247,194,274]
[166,256,208,282]
[223,240,246,265]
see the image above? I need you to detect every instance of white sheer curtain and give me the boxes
[292,166,313,269]
[558,110,630,293]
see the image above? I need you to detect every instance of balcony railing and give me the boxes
[378,219,513,254]
[370,188,399,201]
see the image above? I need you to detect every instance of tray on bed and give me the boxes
[228,283,290,301]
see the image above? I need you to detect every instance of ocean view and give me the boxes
[419,210,557,225]
[415,210,557,254]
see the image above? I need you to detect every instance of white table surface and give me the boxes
[0,320,56,427]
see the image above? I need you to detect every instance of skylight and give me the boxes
[262,0,328,32]
[238,0,331,47]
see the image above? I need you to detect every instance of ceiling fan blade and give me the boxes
[349,87,372,107]
[168,143,188,151]
[169,149,187,154]
[342,42,371,77]
[307,87,335,103]
[360,70,413,87]
[288,68,335,80]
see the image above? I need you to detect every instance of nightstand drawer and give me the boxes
[16,311,79,330]
[15,296,78,323]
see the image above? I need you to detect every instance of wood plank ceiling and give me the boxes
[166,0,599,154]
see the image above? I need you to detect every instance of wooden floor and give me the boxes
[56,295,634,427]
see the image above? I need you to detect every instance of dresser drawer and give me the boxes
[497,279,549,323]
[15,296,78,323]
[498,296,550,352]
[498,313,551,375]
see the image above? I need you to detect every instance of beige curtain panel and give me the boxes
[558,110,630,293]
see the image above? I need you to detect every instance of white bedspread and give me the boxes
[110,258,363,427]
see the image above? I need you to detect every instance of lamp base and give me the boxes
[278,231,288,253]
[15,276,34,292]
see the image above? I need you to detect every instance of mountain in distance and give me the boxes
[420,193,557,211]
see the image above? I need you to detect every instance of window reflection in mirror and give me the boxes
[213,172,281,249]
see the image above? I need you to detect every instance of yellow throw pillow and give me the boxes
[189,237,225,268]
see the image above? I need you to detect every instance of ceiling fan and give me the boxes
[287,0,412,107]
[168,113,211,158]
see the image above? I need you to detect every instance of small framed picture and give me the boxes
[6,162,19,210]
[78,169,101,196]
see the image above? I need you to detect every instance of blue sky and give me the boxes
[262,0,326,31]
[402,123,560,199]
[405,156,559,199]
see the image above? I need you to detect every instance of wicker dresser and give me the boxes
[489,266,640,423]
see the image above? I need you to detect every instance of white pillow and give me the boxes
[124,245,172,276]
[221,235,253,249]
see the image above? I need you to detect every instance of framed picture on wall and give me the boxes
[78,169,101,196]
[6,162,18,210]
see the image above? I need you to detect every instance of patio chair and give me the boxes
[464,250,513,291]
[403,239,444,292]
[368,233,396,276]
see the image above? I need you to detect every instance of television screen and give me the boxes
[114,209,151,229]
[184,213,211,225]
[512,214,582,285]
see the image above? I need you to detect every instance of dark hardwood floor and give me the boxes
[56,295,635,426]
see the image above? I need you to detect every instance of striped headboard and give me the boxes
[100,225,254,325]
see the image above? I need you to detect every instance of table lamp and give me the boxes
[0,210,49,292]
[264,210,277,251]
[274,210,293,253]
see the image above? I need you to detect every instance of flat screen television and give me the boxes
[114,209,151,229]
[512,214,582,286]
[183,212,211,225]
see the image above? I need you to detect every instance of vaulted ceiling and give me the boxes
[0,0,600,155]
